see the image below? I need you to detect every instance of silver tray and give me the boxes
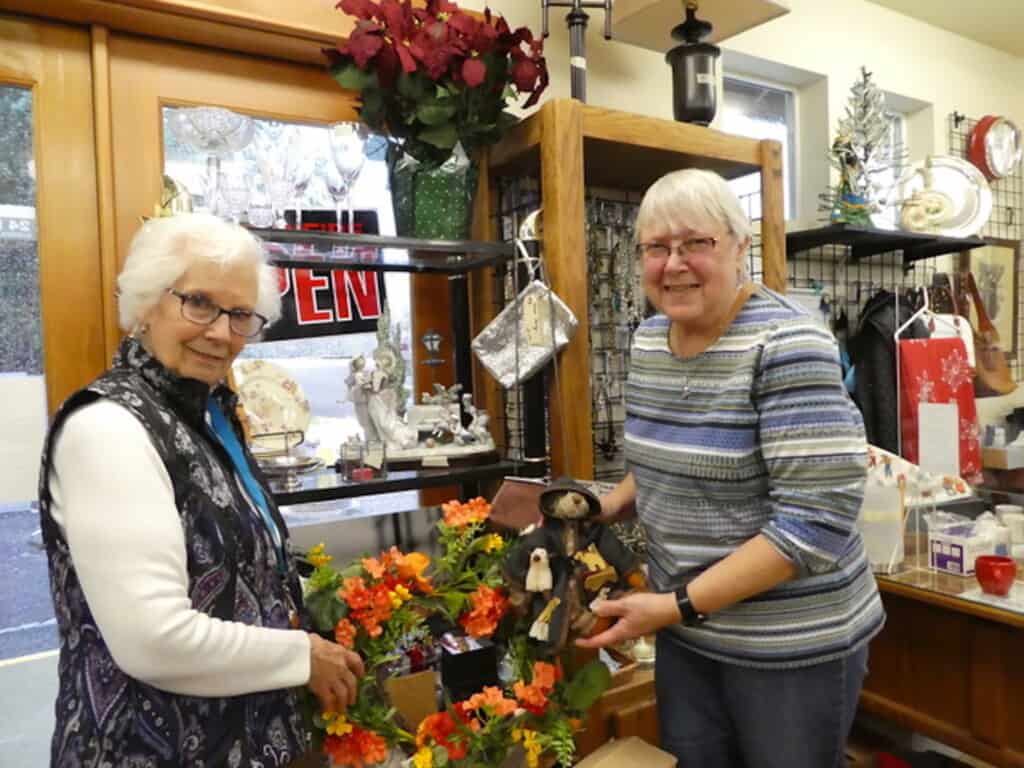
[875,155,992,238]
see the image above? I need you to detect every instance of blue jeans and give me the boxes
[655,632,869,768]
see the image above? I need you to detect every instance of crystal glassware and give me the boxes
[327,123,369,233]
[167,106,254,215]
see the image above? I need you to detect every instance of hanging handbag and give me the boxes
[959,270,1017,397]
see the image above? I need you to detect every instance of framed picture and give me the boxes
[961,238,1020,358]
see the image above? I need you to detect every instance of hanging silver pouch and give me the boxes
[472,226,578,388]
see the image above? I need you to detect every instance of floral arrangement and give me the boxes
[302,497,611,768]
[326,0,549,166]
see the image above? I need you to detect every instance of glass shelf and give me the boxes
[249,228,516,274]
[268,458,525,506]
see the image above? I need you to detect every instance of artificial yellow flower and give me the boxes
[388,583,412,608]
[412,747,434,768]
[307,543,333,569]
[482,534,504,553]
[322,711,353,736]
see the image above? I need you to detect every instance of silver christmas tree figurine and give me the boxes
[820,67,907,226]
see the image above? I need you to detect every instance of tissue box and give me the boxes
[928,524,994,576]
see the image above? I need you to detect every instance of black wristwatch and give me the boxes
[673,585,708,626]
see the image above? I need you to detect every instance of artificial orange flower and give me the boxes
[513,679,548,715]
[458,584,509,638]
[463,686,518,716]
[334,618,357,648]
[442,497,491,527]
[323,726,388,768]
[395,550,433,593]
[514,660,561,716]
[531,660,561,690]
[339,577,371,610]
[416,711,468,760]
[362,555,386,579]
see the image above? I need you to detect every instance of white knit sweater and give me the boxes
[49,400,310,696]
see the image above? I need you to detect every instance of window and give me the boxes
[722,77,797,220]
[873,110,907,228]
[161,109,413,450]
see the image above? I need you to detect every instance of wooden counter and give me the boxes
[863,560,1024,767]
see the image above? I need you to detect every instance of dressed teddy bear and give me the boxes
[503,478,646,656]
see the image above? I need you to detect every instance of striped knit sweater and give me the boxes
[625,285,885,668]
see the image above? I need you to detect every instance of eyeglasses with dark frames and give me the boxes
[168,289,268,338]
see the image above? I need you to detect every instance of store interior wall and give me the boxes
[468,0,1024,228]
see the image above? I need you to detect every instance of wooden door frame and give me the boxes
[0,14,105,413]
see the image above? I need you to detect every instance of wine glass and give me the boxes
[327,123,369,233]
[167,106,254,215]
[323,161,354,234]
[222,171,251,224]
[252,123,315,229]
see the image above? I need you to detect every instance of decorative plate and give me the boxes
[232,359,311,452]
[878,155,992,238]
[968,115,1023,180]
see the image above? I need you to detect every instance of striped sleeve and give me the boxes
[753,318,868,575]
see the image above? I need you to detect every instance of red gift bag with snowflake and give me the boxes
[898,337,981,483]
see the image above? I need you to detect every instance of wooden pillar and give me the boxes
[759,138,786,293]
[540,100,593,480]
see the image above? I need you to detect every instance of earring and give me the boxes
[135,322,150,336]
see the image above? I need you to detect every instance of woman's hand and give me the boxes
[598,473,637,524]
[575,592,681,649]
[308,633,365,713]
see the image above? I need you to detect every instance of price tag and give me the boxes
[523,292,551,347]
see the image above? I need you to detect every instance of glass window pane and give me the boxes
[160,108,417,527]
[722,77,796,220]
[0,85,56,662]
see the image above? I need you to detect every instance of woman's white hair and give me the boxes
[635,169,753,280]
[117,213,281,333]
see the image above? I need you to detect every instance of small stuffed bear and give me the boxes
[503,478,646,656]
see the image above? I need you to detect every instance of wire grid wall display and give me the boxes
[493,178,767,482]
[947,112,1023,242]
[495,175,545,463]
[787,247,935,331]
[586,190,643,480]
[947,111,1024,379]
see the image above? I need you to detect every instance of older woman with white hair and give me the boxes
[577,170,884,767]
[38,213,363,767]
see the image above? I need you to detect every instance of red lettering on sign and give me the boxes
[276,268,290,296]
[345,271,382,319]
[330,272,352,321]
[292,269,333,324]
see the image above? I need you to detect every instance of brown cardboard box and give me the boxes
[575,736,676,768]
[385,670,437,731]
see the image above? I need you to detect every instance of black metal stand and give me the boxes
[517,243,549,474]
[541,0,613,102]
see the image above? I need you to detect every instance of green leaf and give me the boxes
[562,660,612,713]
[305,589,347,632]
[417,100,457,126]
[360,89,385,129]
[418,123,459,149]
[397,71,429,102]
[331,63,377,92]
[433,746,449,767]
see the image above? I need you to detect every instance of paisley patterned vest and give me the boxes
[38,337,310,767]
